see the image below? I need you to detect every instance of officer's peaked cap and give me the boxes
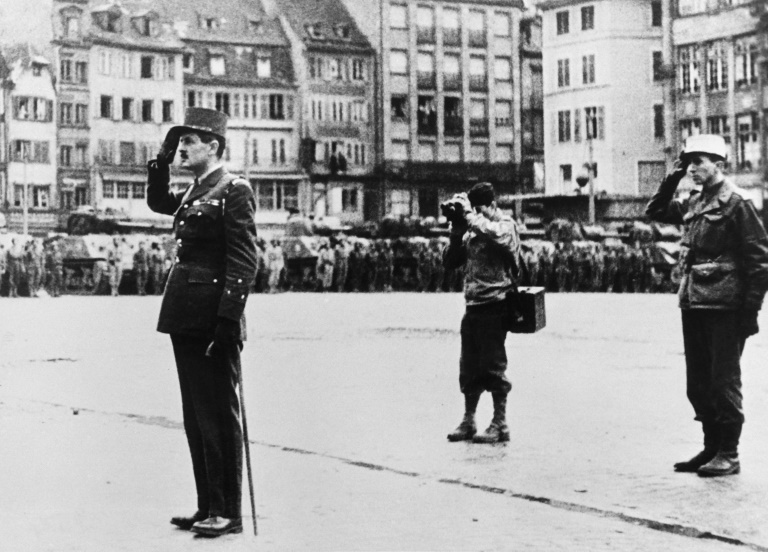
[164,107,228,149]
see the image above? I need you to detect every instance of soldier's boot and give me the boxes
[447,394,481,442]
[698,423,741,477]
[473,393,510,444]
[674,422,719,472]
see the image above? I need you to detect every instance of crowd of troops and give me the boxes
[0,238,64,297]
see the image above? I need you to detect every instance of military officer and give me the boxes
[147,108,258,535]
[647,134,768,477]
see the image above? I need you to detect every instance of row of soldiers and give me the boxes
[0,238,64,297]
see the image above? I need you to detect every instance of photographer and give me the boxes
[646,134,768,477]
[443,182,520,444]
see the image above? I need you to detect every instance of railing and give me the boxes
[469,118,489,137]
[417,71,436,89]
[443,73,461,91]
[469,75,487,92]
[444,116,463,137]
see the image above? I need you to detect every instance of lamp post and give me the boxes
[22,153,28,235]
[576,139,595,224]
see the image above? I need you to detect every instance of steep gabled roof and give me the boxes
[280,0,373,53]
[87,0,185,52]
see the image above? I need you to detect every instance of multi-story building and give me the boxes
[52,0,92,215]
[519,10,545,193]
[279,0,377,223]
[540,0,666,198]
[376,0,525,218]
[666,0,766,207]
[2,46,58,234]
[0,52,9,222]
[161,0,303,230]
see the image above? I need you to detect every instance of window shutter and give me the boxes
[574,109,581,142]
[598,106,605,140]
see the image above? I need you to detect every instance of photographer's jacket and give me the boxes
[147,160,258,336]
[646,172,768,311]
[443,211,520,305]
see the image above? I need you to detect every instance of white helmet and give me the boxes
[682,134,728,161]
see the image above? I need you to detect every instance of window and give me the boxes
[444,54,461,90]
[495,144,513,163]
[328,58,345,81]
[678,45,700,94]
[251,139,259,165]
[14,97,53,122]
[117,182,130,199]
[100,95,113,118]
[679,118,701,141]
[468,10,486,47]
[558,59,570,88]
[470,99,488,137]
[13,185,24,207]
[141,99,153,122]
[735,38,758,87]
[652,51,663,82]
[102,181,115,199]
[98,140,114,164]
[469,55,487,90]
[417,5,435,43]
[183,53,194,73]
[494,11,511,37]
[122,98,133,121]
[215,93,230,115]
[352,59,366,81]
[269,94,285,120]
[75,61,87,83]
[443,8,460,45]
[582,55,595,84]
[140,56,153,79]
[707,115,731,143]
[558,110,571,143]
[162,100,174,123]
[65,14,80,39]
[706,41,727,91]
[584,106,604,140]
[470,143,488,162]
[390,4,408,29]
[132,183,145,199]
[256,56,271,78]
[556,11,569,35]
[417,95,436,135]
[98,50,111,75]
[390,50,408,75]
[210,55,225,76]
[651,1,662,27]
[417,52,435,88]
[60,59,72,82]
[76,104,88,125]
[391,96,408,121]
[654,104,665,139]
[60,102,73,125]
[736,113,759,171]
[561,164,572,183]
[60,145,72,166]
[120,142,136,165]
[495,57,511,82]
[75,144,87,165]
[33,186,50,209]
[342,188,358,212]
[581,6,594,31]
[309,56,324,79]
[257,181,298,211]
[495,100,512,127]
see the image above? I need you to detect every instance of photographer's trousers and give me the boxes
[459,300,512,395]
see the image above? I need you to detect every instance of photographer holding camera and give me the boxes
[443,182,521,444]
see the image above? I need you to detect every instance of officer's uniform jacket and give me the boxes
[147,160,258,337]
[646,172,768,311]
[443,210,520,306]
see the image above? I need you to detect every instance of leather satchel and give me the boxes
[505,286,546,334]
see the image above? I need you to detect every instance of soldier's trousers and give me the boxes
[171,334,243,519]
[681,309,745,426]
[459,300,512,396]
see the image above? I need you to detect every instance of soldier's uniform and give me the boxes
[133,244,150,295]
[147,108,258,530]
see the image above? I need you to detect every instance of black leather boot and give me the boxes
[698,423,741,477]
[473,393,510,444]
[674,422,719,472]
[447,394,481,442]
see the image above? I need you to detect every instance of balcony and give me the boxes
[417,118,437,136]
[470,118,489,137]
[443,73,461,92]
[444,115,463,137]
[417,26,435,44]
[469,75,487,92]
[417,71,436,90]
[443,27,461,46]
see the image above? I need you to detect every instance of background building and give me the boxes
[540,0,666,198]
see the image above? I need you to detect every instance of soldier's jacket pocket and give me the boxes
[187,267,224,285]
[688,262,743,306]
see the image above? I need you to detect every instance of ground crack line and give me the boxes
[38,400,766,552]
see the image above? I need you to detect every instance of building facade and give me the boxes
[3,47,58,234]
[540,0,666,198]
[519,11,545,193]
[279,0,377,224]
[666,0,766,207]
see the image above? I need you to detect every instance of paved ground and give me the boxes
[2,293,768,551]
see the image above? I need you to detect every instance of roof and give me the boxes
[86,1,185,52]
[183,40,296,87]
[279,0,374,53]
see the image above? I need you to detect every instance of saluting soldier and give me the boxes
[147,108,258,536]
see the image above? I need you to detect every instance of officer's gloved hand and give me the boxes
[156,138,177,168]
[206,317,242,358]
[738,309,760,338]
[667,155,690,181]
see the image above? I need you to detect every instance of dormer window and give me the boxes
[135,15,158,37]
[305,23,324,39]
[334,24,350,39]
[32,63,43,77]
[203,17,220,31]
[182,53,194,73]
[93,7,122,33]
[209,53,225,76]
[256,55,271,78]
[249,19,263,33]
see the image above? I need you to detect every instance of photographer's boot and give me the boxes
[674,422,719,472]
[698,423,741,477]
[473,393,510,444]
[447,394,480,442]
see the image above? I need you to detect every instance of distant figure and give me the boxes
[316,242,335,291]
[133,241,150,295]
[150,242,166,295]
[6,239,24,298]
[92,247,108,295]
[266,239,285,293]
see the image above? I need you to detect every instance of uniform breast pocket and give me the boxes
[692,213,731,251]
[181,204,222,238]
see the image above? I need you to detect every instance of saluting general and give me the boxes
[147,107,258,536]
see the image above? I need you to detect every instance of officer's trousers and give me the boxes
[171,334,243,519]
[681,309,745,426]
[459,300,512,396]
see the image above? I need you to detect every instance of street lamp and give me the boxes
[575,139,596,224]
